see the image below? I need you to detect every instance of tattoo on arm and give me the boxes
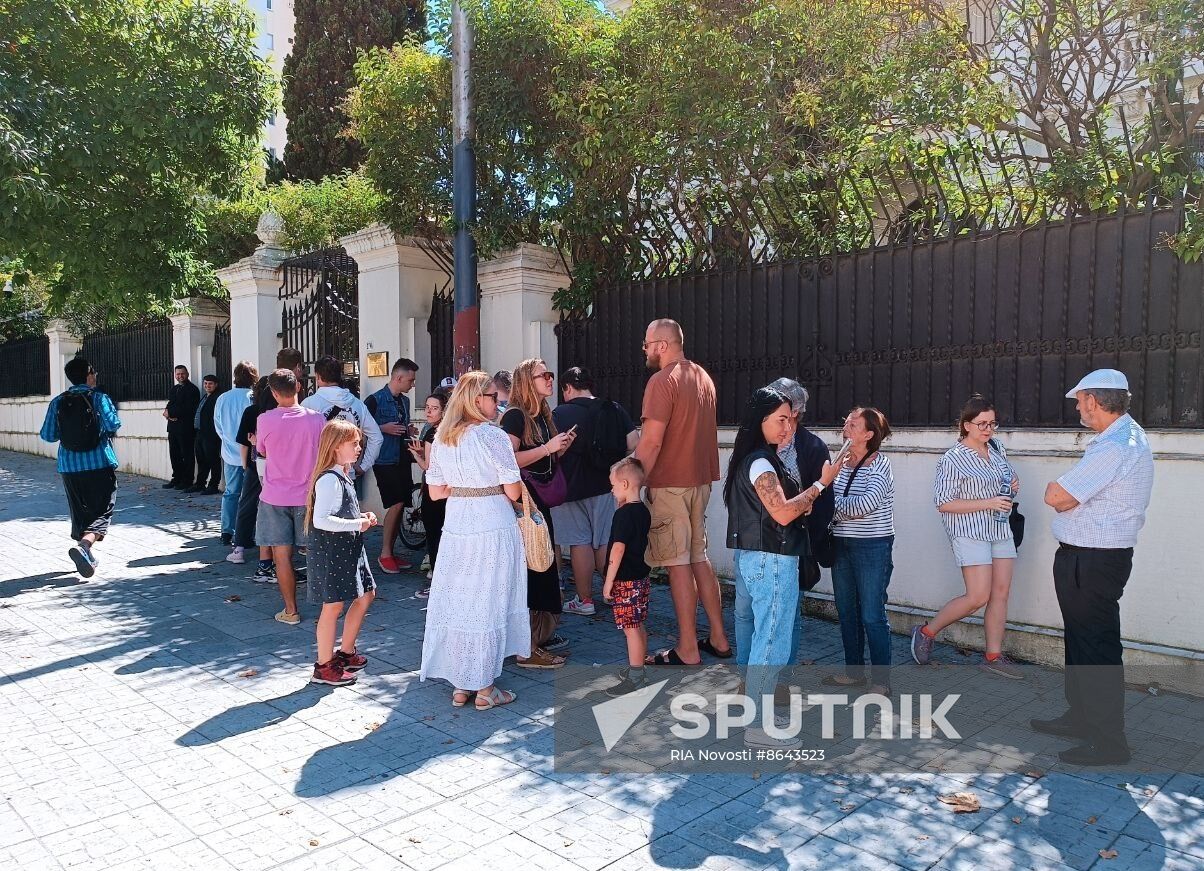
[754,472,787,511]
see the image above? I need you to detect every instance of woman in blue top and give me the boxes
[911,395,1022,679]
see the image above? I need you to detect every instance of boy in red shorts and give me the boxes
[603,458,652,697]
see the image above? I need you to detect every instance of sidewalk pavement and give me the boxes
[0,449,1200,871]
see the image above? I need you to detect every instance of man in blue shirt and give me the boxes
[1036,369,1154,766]
[39,357,122,578]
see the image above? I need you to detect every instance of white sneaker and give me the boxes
[744,727,802,750]
[225,547,246,564]
[563,595,596,616]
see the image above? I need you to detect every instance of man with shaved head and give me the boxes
[634,318,729,666]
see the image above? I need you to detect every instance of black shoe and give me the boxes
[68,544,97,578]
[1058,743,1131,766]
[606,668,649,698]
[202,486,221,496]
[220,533,233,547]
[184,484,204,493]
[162,481,177,489]
[1030,716,1089,739]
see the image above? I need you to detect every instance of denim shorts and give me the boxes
[950,535,1017,567]
[256,503,308,548]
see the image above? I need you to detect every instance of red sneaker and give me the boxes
[334,648,368,673]
[377,555,413,574]
[311,661,357,686]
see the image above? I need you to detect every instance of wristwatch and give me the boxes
[812,482,826,494]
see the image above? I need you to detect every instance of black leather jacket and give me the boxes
[726,448,807,556]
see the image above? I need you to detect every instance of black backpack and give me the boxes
[57,390,102,452]
[587,398,630,472]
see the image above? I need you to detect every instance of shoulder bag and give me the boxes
[517,482,554,571]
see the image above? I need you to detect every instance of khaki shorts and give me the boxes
[646,485,711,567]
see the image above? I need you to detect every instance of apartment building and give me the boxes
[247,0,294,160]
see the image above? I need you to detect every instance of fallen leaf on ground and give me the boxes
[308,840,319,847]
[1087,816,1098,824]
[407,837,421,844]
[839,803,857,812]
[563,840,574,847]
[224,595,241,603]
[1012,816,1023,825]
[1024,770,1044,779]
[238,668,258,678]
[441,739,454,745]
[898,787,914,794]
[366,723,381,731]
[279,809,293,815]
[751,772,761,780]
[801,659,815,666]
[938,792,981,813]
[1143,788,1155,797]
[1099,849,1118,860]
[916,835,930,841]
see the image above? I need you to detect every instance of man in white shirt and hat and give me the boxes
[1033,369,1154,765]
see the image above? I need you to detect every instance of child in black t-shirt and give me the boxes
[603,457,652,697]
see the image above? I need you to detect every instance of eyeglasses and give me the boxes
[970,420,1000,430]
[641,339,664,350]
[536,372,555,383]
[481,391,499,401]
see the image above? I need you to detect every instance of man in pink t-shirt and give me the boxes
[255,369,325,625]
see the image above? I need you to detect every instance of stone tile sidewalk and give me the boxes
[0,449,1200,871]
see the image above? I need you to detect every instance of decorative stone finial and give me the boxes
[256,211,285,248]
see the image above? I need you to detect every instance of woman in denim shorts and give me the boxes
[911,395,1023,679]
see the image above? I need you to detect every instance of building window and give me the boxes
[266,0,272,8]
[267,111,277,126]
[268,147,278,160]
[264,33,274,51]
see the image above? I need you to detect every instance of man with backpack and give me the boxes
[300,356,383,496]
[39,357,122,578]
[553,367,639,615]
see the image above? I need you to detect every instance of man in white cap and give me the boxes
[1033,369,1154,765]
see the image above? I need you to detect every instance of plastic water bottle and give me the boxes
[996,480,1012,522]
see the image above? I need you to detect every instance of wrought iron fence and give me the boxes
[559,202,1204,429]
[280,247,360,394]
[427,284,454,386]
[0,335,51,398]
[78,319,174,403]
[212,321,232,390]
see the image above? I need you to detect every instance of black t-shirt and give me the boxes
[608,501,651,582]
[235,404,258,450]
[552,397,636,501]
[500,407,555,480]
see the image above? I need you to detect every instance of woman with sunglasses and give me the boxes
[911,395,1023,679]
[501,358,576,668]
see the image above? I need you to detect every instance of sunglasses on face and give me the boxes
[536,372,555,383]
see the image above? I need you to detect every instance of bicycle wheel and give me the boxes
[398,484,427,549]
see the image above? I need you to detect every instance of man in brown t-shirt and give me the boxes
[634,318,730,666]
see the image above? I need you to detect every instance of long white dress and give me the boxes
[419,423,530,690]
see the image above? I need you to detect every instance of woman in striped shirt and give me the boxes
[910,395,1022,679]
[815,407,895,695]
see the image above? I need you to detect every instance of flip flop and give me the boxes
[645,649,703,668]
[698,638,734,659]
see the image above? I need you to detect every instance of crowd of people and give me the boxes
[38,322,1153,763]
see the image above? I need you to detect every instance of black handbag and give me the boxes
[1009,503,1025,549]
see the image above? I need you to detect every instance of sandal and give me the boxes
[516,647,566,669]
[698,637,734,659]
[452,689,476,707]
[475,687,517,709]
[645,649,702,668]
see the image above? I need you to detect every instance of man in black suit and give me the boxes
[163,364,200,489]
[188,374,223,494]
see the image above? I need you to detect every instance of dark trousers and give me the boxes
[63,468,118,542]
[831,535,894,687]
[233,462,261,549]
[1053,544,1133,753]
[168,428,196,485]
[420,485,446,571]
[193,436,222,489]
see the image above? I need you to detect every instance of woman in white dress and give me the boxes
[419,371,529,709]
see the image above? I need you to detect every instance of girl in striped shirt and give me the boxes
[815,406,895,695]
[910,395,1023,679]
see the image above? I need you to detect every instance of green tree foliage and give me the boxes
[282,0,425,181]
[0,0,275,312]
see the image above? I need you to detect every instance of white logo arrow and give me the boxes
[591,679,669,752]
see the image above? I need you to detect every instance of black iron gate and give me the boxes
[280,247,360,394]
[559,204,1204,429]
[212,320,232,390]
[427,284,454,385]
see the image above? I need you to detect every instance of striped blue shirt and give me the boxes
[933,440,1016,542]
[39,387,121,474]
[1052,414,1154,549]
[832,453,894,538]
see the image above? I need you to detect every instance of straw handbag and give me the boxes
[516,482,554,572]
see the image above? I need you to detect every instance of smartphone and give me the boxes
[567,424,578,435]
[834,438,853,463]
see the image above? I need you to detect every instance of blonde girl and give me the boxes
[305,419,378,686]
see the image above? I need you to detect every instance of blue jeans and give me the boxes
[831,535,894,686]
[733,549,799,713]
[221,463,244,536]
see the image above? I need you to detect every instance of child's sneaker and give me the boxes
[225,546,247,565]
[544,633,570,652]
[334,648,368,673]
[68,543,98,578]
[311,660,357,686]
[605,667,649,698]
[252,562,276,583]
[563,595,596,616]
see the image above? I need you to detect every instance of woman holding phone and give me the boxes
[409,392,449,598]
[911,395,1023,678]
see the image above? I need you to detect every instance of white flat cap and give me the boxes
[1065,368,1129,398]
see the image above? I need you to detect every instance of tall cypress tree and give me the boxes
[282,0,424,181]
